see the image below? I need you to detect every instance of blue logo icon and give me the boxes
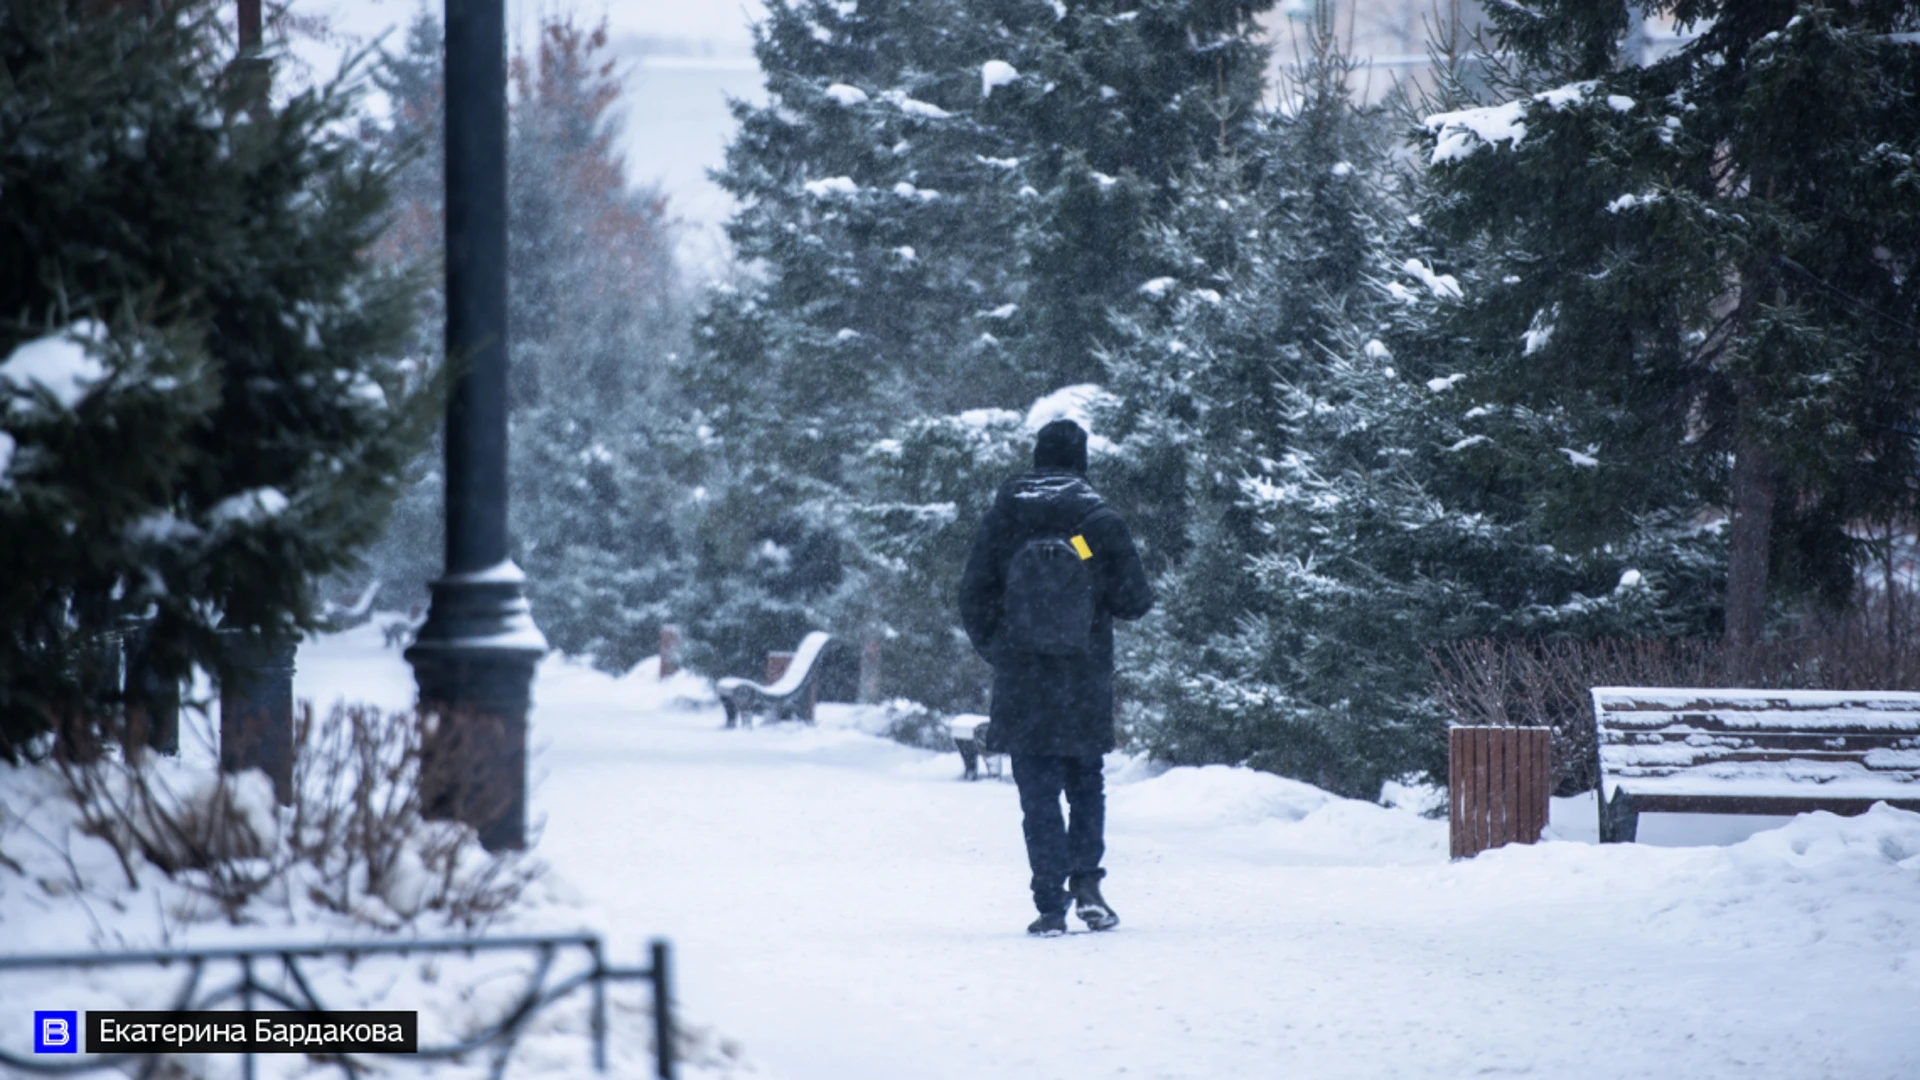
[34,1012,78,1054]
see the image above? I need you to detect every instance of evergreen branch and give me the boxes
[1771,254,1920,337]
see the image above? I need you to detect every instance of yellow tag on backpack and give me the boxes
[1069,535,1093,560]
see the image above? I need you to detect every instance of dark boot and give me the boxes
[1069,872,1118,931]
[1026,911,1067,937]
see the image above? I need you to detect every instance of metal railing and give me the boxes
[0,932,674,1080]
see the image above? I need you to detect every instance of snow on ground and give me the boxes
[0,623,741,1079]
[8,621,1920,1079]
[337,626,1920,1078]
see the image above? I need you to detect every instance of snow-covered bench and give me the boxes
[716,631,832,727]
[1591,687,1920,842]
[950,713,1001,780]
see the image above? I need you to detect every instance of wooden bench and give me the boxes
[716,631,832,728]
[949,714,1002,781]
[1591,687,1920,842]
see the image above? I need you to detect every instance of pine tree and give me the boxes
[697,0,1276,422]
[1419,1,1920,663]
[357,12,693,671]
[353,9,450,610]
[847,407,1030,712]
[0,0,430,753]
[1103,21,1721,795]
[505,16,692,670]
[1102,25,1426,791]
[681,0,1277,681]
[506,18,680,415]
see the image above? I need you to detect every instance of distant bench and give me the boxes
[716,631,832,728]
[949,714,1002,781]
[1591,687,1920,843]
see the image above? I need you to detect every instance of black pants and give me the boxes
[1011,753,1106,915]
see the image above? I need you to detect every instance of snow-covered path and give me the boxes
[301,629,1920,1080]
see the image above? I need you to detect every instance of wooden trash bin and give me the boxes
[1449,725,1551,859]
[859,638,883,703]
[659,624,682,679]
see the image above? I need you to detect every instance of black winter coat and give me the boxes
[957,469,1154,757]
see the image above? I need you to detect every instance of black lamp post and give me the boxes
[405,0,546,852]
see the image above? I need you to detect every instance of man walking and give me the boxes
[959,418,1154,936]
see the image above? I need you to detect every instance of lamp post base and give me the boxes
[218,628,296,805]
[405,564,546,852]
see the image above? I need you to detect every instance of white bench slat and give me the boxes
[1600,768,1920,801]
[715,632,833,698]
[1590,686,1920,841]
[1592,687,1920,729]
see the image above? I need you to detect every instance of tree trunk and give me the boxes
[1886,523,1899,687]
[1726,422,1775,679]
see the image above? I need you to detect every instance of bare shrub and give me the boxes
[54,702,540,930]
[290,703,540,930]
[1424,638,1719,796]
[1772,583,1920,690]
[59,741,287,917]
[1426,582,1920,795]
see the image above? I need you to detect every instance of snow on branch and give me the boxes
[1425,100,1526,165]
[1424,80,1632,166]
[981,60,1020,98]
[882,90,952,119]
[1605,192,1662,214]
[208,487,290,527]
[824,83,869,106]
[1,320,110,411]
[1401,258,1464,300]
[805,176,860,197]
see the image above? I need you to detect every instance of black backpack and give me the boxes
[1001,513,1099,656]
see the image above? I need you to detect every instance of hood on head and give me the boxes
[1033,418,1088,475]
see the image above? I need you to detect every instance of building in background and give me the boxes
[1262,0,1484,105]
[1262,2,1690,106]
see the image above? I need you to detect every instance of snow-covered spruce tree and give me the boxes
[665,452,853,682]
[505,17,695,671]
[1418,1,1920,664]
[506,17,681,418]
[1102,24,1419,792]
[683,0,1275,682]
[702,0,1276,414]
[1103,21,1719,796]
[1101,15,1388,574]
[358,13,694,671]
[0,0,429,754]
[1203,336,1723,794]
[846,408,1029,713]
[348,9,450,612]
